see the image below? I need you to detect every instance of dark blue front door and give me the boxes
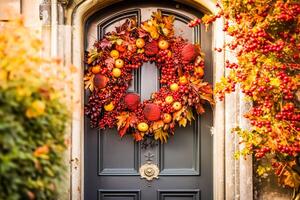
[84,1,213,200]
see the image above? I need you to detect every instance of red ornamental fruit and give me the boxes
[116,44,126,52]
[124,93,140,111]
[181,44,197,63]
[143,103,161,121]
[144,40,159,56]
[94,74,109,89]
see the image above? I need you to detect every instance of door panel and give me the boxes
[159,121,200,175]
[98,131,140,175]
[85,1,213,200]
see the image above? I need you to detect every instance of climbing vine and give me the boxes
[190,0,300,197]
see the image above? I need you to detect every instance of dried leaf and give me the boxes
[152,11,163,21]
[116,18,136,33]
[133,132,143,141]
[116,39,123,45]
[116,112,137,137]
[199,93,214,105]
[186,107,195,122]
[179,118,187,127]
[84,73,95,91]
[154,128,169,143]
[281,170,295,188]
[190,76,201,85]
[141,19,159,39]
[173,107,185,121]
[88,49,102,64]
[199,84,213,94]
[116,112,129,130]
[99,38,112,49]
[196,104,205,114]
[116,113,129,137]
[163,15,175,30]
[104,57,115,70]
[137,28,148,38]
[152,120,164,131]
[163,124,169,131]
[116,19,130,33]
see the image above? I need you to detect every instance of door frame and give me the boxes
[68,0,253,199]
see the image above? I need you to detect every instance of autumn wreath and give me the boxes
[84,11,213,142]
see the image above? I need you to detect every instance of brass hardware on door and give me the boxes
[139,152,159,181]
[139,163,159,181]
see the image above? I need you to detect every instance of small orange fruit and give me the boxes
[158,40,169,50]
[170,83,179,91]
[136,38,145,48]
[165,96,174,104]
[194,67,204,77]
[163,113,172,123]
[115,59,124,68]
[110,50,119,59]
[112,68,121,77]
[91,65,101,74]
[179,76,188,85]
[104,102,114,111]
[137,122,149,132]
[172,101,182,111]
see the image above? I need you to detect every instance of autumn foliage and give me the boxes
[190,0,300,197]
[0,19,72,199]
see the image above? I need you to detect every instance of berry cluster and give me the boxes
[193,0,300,190]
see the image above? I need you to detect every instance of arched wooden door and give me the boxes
[84,1,213,199]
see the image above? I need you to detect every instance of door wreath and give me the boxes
[84,11,214,142]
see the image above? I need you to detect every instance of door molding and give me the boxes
[68,0,253,199]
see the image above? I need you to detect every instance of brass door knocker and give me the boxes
[139,152,159,181]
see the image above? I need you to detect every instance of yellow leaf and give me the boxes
[190,76,201,85]
[173,107,185,121]
[163,15,175,27]
[116,39,123,45]
[26,100,46,118]
[84,73,95,91]
[141,19,160,39]
[152,10,163,21]
[88,49,102,64]
[257,165,271,176]
[152,120,164,131]
[154,128,169,143]
[116,112,129,130]
[161,27,170,36]
[179,118,187,127]
[281,170,295,188]
[270,77,280,87]
[186,107,195,123]
[16,87,32,99]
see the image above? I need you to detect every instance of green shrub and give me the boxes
[0,19,72,200]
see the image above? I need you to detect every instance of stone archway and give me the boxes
[66,0,252,199]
